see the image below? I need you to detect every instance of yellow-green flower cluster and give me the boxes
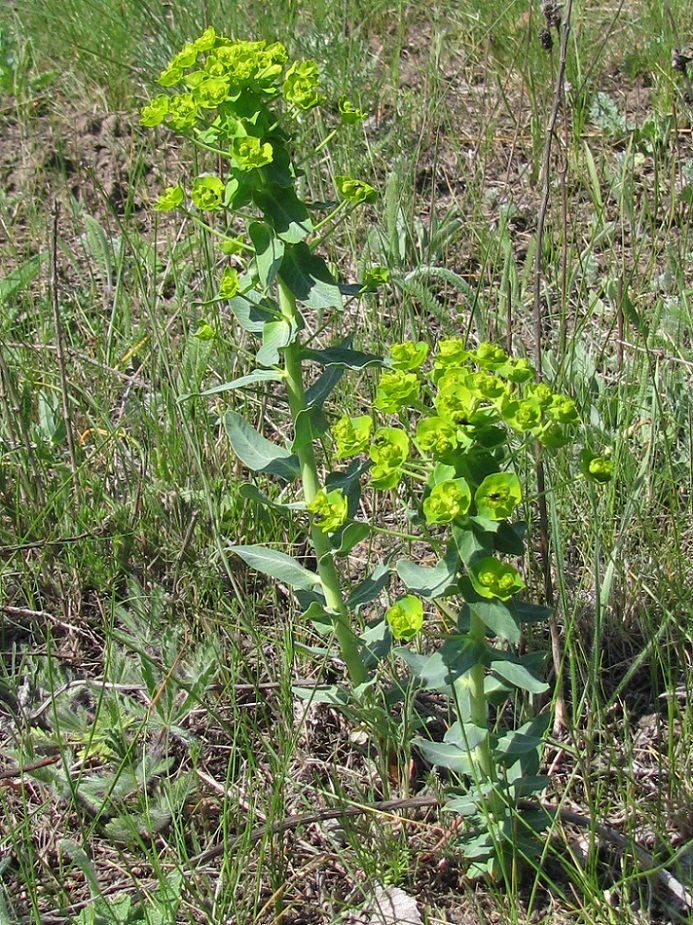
[386,595,424,640]
[308,489,349,533]
[330,339,583,494]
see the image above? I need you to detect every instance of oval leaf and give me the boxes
[228,544,321,592]
[224,410,299,479]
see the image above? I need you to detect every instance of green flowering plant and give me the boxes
[142,31,611,881]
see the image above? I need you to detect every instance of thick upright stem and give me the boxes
[468,610,493,781]
[278,280,367,686]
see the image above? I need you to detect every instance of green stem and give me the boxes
[277,280,367,686]
[468,609,493,780]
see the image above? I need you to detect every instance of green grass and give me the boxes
[2,0,693,922]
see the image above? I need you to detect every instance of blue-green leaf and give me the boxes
[224,410,299,479]
[305,363,344,408]
[239,483,305,511]
[228,544,321,592]
[469,599,521,644]
[256,317,297,367]
[253,185,313,243]
[292,406,329,452]
[347,561,391,611]
[249,221,285,288]
[398,636,482,690]
[228,291,279,333]
[332,521,370,556]
[396,544,459,599]
[278,242,342,308]
[489,650,548,693]
[180,369,283,400]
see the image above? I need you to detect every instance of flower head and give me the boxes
[469,557,525,600]
[474,472,522,521]
[332,415,372,458]
[308,489,349,533]
[386,595,424,640]
[374,369,420,413]
[423,478,472,524]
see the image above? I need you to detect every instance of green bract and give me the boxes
[194,76,230,108]
[415,416,459,457]
[388,340,429,370]
[501,397,543,433]
[282,59,323,109]
[308,489,349,533]
[580,449,614,483]
[546,393,580,424]
[232,135,273,170]
[369,427,409,488]
[473,341,508,369]
[168,92,198,128]
[218,267,239,298]
[423,478,472,524]
[432,337,469,379]
[467,371,507,401]
[332,415,372,458]
[335,176,378,204]
[386,595,424,640]
[360,266,389,289]
[140,95,169,126]
[191,175,225,210]
[153,184,184,212]
[374,369,420,413]
[500,356,535,383]
[474,472,522,520]
[434,376,477,425]
[468,557,525,600]
[338,96,367,123]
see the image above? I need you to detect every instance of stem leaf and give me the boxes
[228,543,321,592]
[249,221,285,287]
[224,410,299,479]
[278,242,342,308]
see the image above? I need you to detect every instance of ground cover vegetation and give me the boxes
[0,1,693,923]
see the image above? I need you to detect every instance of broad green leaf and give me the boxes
[256,317,296,367]
[228,544,321,592]
[452,523,492,568]
[227,290,279,332]
[469,599,521,643]
[253,184,313,243]
[305,363,344,408]
[347,561,391,611]
[413,721,487,773]
[292,406,329,452]
[224,410,299,479]
[293,685,350,705]
[180,369,283,400]
[515,601,553,624]
[332,521,370,556]
[489,651,548,693]
[396,544,459,599]
[302,346,384,368]
[398,636,481,690]
[495,715,550,762]
[278,242,342,308]
[493,521,526,557]
[249,221,285,287]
